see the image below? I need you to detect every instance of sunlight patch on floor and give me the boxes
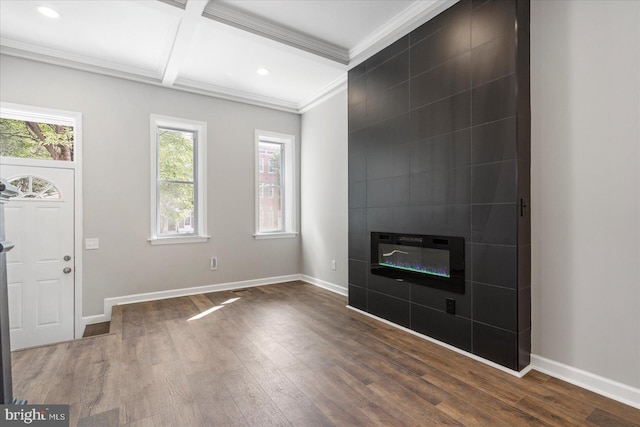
[187,297,241,321]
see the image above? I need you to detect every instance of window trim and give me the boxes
[149,114,208,245]
[254,130,297,239]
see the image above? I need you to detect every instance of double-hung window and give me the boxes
[150,115,207,244]
[255,130,296,238]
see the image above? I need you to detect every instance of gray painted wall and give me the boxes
[301,90,348,290]
[0,55,301,316]
[531,1,640,388]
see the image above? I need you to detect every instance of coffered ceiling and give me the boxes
[0,0,456,113]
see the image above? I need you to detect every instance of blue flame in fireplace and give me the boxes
[379,260,450,278]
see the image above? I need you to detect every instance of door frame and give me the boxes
[0,102,84,339]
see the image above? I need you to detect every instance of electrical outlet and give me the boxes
[85,238,99,250]
[331,260,336,270]
[446,298,455,315]
[210,256,218,270]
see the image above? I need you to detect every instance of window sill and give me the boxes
[253,232,298,240]
[148,235,210,245]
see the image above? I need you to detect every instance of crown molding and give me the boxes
[174,77,299,113]
[202,2,350,65]
[349,0,458,68]
[298,74,347,114]
[0,41,162,84]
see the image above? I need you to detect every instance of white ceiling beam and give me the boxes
[161,0,208,86]
[202,2,350,65]
[157,0,187,10]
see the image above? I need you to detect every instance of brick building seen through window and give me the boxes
[258,142,282,232]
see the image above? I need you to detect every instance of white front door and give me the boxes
[1,164,75,350]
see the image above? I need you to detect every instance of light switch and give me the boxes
[85,238,99,250]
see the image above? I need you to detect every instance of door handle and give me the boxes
[0,240,14,253]
[63,267,72,274]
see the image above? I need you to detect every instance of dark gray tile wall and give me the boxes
[347,0,531,371]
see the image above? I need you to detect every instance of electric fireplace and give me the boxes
[371,232,465,293]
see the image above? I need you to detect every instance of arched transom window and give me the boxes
[8,175,61,199]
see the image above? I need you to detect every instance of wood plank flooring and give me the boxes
[12,281,640,426]
[83,322,111,338]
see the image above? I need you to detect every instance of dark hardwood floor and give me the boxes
[12,281,640,426]
[82,321,111,338]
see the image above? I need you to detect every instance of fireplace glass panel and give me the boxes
[371,232,465,293]
[378,243,450,278]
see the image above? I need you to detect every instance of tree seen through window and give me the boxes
[0,117,74,161]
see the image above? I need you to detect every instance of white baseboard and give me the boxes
[81,314,109,328]
[87,274,344,324]
[101,274,302,319]
[531,354,640,409]
[300,275,348,296]
[346,305,531,378]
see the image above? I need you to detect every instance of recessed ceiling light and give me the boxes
[256,68,270,76]
[37,6,60,19]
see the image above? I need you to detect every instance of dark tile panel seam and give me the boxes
[368,163,473,175]
[351,107,410,128]
[404,113,518,137]
[352,104,514,135]
[409,71,516,113]
[367,287,472,318]
[470,201,517,206]
[388,78,410,91]
[469,27,518,52]
[348,114,410,135]
[410,30,515,76]
[363,173,517,194]
[472,280,520,291]
[472,0,490,10]
[405,117,512,146]
[411,299,472,321]
[365,200,476,208]
[353,290,522,328]
[410,87,472,111]
[350,114,517,142]
[352,39,514,92]
[470,114,517,131]
[469,159,518,168]
[403,164,497,174]
[349,47,410,83]
[409,49,470,81]
[366,288,411,304]
[469,242,517,248]
[472,319,519,335]
[373,155,515,171]
[349,8,515,84]
[409,7,471,47]
[470,72,517,91]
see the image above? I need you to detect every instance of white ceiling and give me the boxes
[0,0,456,113]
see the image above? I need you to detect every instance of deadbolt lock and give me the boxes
[64,255,71,261]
